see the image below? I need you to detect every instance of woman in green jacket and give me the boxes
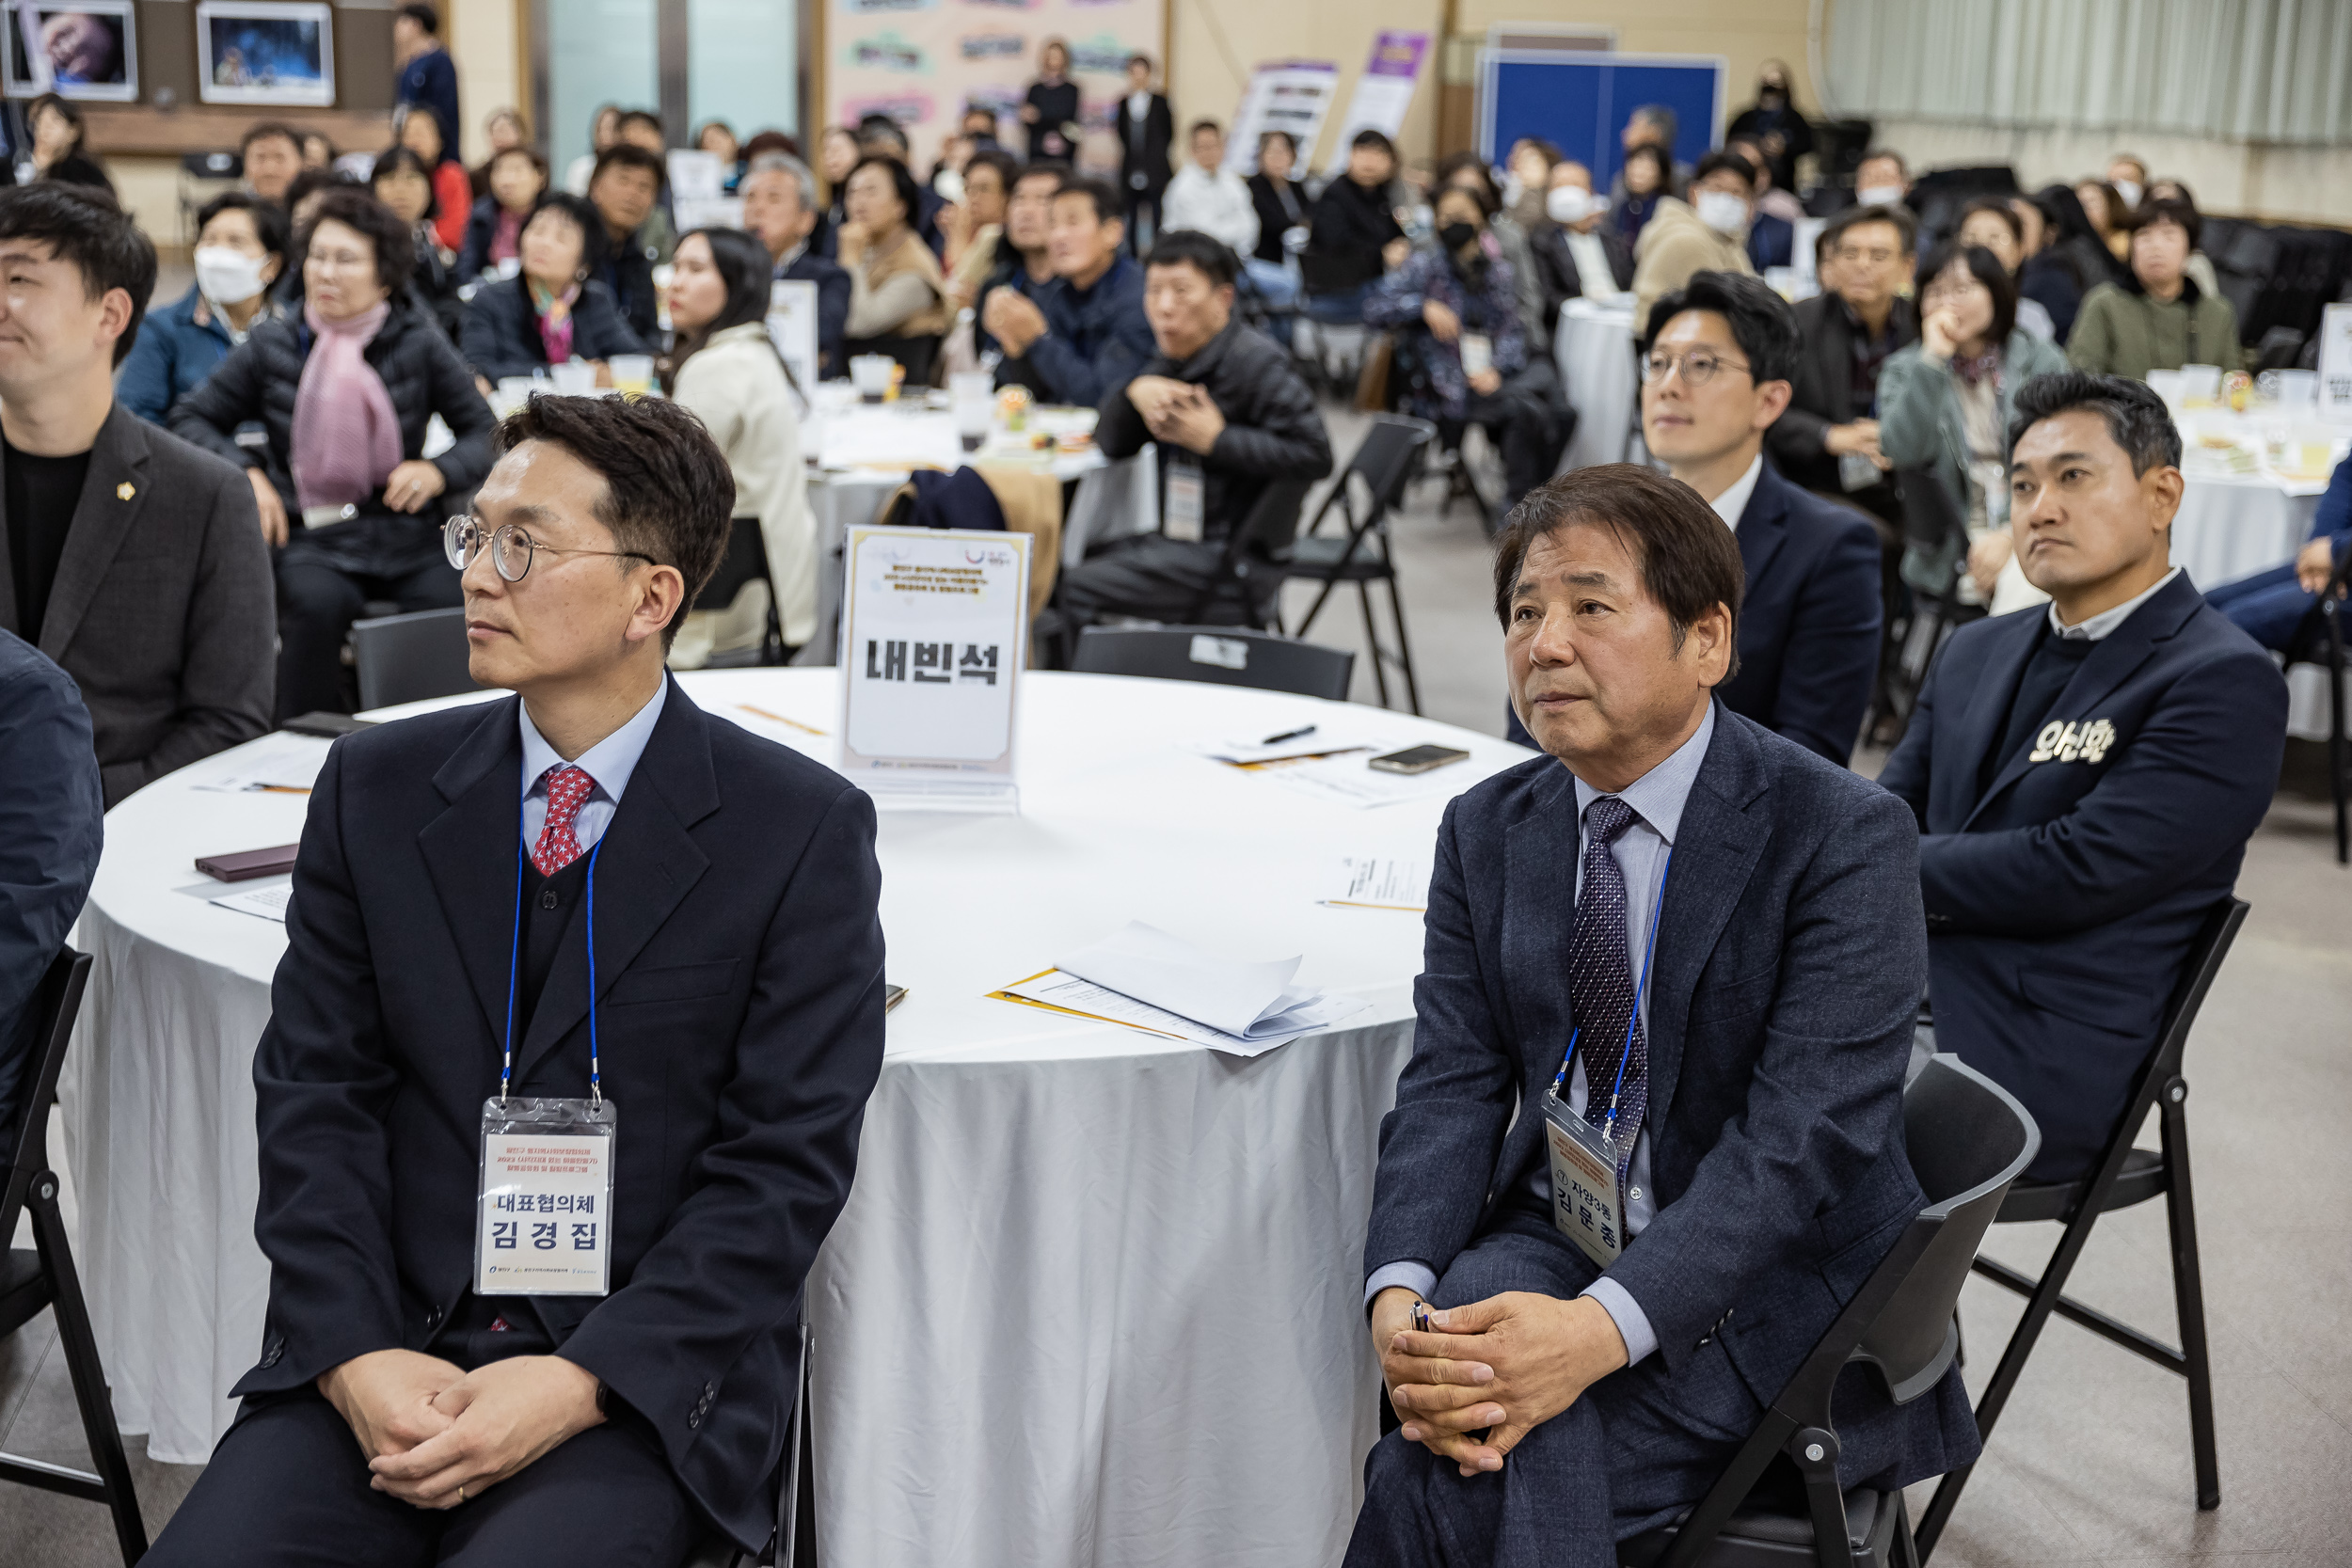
[1880,239,2069,601]
[2066,198,2240,381]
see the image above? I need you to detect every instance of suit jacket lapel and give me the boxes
[1502,765,1581,1099]
[419,697,530,1049]
[37,405,151,659]
[1947,610,2042,829]
[1736,467,1789,613]
[513,679,720,1087]
[1645,709,1771,1134]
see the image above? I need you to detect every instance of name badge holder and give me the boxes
[1543,848,1671,1270]
[475,841,618,1297]
[1163,452,1206,543]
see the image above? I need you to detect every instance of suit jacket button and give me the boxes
[687,1407,703,1430]
[260,1343,282,1368]
[425,1307,442,1327]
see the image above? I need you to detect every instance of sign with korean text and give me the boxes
[1321,33,1431,177]
[840,524,1030,810]
[2320,304,2352,424]
[1223,61,1340,178]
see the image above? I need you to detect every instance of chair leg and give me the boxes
[29,1176,150,1565]
[2326,610,2346,864]
[1383,573,1422,717]
[1358,580,1391,709]
[1889,1488,1925,1568]
[2159,1077,2221,1510]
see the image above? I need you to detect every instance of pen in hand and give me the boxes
[1261,724,1317,746]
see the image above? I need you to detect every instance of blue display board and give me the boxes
[1480,51,1725,192]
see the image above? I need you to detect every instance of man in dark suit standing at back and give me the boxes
[0,182,273,805]
[1348,465,1975,1567]
[144,395,887,1567]
[1880,372,2284,1181]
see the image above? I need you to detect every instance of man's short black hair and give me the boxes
[1857,148,1908,180]
[1011,161,1068,195]
[195,190,290,260]
[1187,119,1222,141]
[614,109,663,138]
[1055,176,1123,227]
[1693,150,1756,189]
[495,395,737,650]
[591,142,666,190]
[1351,129,1397,161]
[2008,371,2182,477]
[241,120,303,157]
[1146,230,1237,288]
[396,3,439,32]
[1640,269,1799,386]
[1821,200,1917,257]
[1629,104,1678,145]
[857,114,910,154]
[0,183,155,367]
[2129,196,2201,252]
[284,167,355,214]
[1492,463,1744,676]
[300,186,416,295]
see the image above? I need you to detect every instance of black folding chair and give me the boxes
[1915,897,2248,1558]
[1073,625,1354,701]
[687,1321,815,1567]
[692,517,787,668]
[1613,1055,2038,1568]
[1182,477,1319,629]
[350,606,481,711]
[1281,416,1438,714]
[0,949,149,1564]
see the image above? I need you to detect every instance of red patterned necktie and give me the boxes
[532,765,594,875]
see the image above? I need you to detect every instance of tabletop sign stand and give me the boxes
[838,524,1030,813]
[2320,304,2352,424]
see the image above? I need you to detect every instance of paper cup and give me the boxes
[549,360,597,396]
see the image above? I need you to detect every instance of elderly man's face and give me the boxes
[1505,522,1730,773]
[741,168,812,258]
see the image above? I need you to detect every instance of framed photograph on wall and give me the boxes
[195,0,334,107]
[3,1,139,103]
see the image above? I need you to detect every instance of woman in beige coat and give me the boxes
[661,226,816,666]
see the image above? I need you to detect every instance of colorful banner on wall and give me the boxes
[1320,30,1429,176]
[823,0,1168,182]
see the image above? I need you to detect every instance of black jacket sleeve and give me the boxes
[422,330,499,492]
[461,283,541,382]
[167,334,273,470]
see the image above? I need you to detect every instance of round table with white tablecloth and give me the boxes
[1553,296,1641,474]
[64,669,1533,1567]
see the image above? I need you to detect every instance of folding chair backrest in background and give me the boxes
[1307,415,1437,543]
[1,949,89,1245]
[351,607,481,712]
[1073,626,1354,701]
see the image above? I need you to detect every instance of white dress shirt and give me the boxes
[518,679,668,856]
[1364,703,1718,1367]
[1160,166,1261,256]
[2050,566,2180,641]
[1708,453,1765,533]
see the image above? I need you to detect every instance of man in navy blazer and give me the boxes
[146,396,886,1567]
[1350,465,1975,1567]
[1505,273,1880,764]
[1881,372,2283,1182]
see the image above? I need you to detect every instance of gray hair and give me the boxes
[744,151,817,212]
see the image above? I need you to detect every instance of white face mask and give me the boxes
[2111,180,2144,210]
[194,245,270,307]
[1548,186,1597,225]
[1856,184,1906,209]
[1694,190,1750,238]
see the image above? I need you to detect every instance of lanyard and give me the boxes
[500,836,607,1107]
[1551,847,1673,1136]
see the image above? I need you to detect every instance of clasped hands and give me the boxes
[1372,1286,1628,1477]
[1124,373,1226,454]
[319,1347,604,1510]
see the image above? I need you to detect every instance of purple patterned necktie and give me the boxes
[1569,795,1648,1167]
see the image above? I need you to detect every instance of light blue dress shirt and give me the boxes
[517,680,668,855]
[1365,703,1718,1367]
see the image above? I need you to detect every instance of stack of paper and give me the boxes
[191,735,332,795]
[992,921,1364,1056]
[1322,855,1431,911]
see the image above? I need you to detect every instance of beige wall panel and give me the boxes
[447,0,527,164]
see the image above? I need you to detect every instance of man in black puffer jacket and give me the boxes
[172,187,498,717]
[1062,230,1332,631]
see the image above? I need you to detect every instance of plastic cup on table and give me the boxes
[950,371,994,452]
[548,360,597,396]
[850,355,896,404]
[609,354,655,396]
[2178,364,2224,407]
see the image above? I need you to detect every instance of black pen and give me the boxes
[1260,724,1317,746]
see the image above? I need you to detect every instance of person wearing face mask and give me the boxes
[1435,151,1545,346]
[120,193,290,425]
[1851,150,1911,214]
[1725,61,1814,194]
[1724,135,1794,270]
[2104,154,2147,216]
[1364,183,1562,514]
[2067,198,2240,382]
[1526,161,1633,337]
[1629,150,1757,335]
[1879,241,2067,609]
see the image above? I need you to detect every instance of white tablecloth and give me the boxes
[65,670,1533,1566]
[1554,297,1641,473]
[2170,472,2324,590]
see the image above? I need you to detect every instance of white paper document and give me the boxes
[1322,855,1431,911]
[190,734,332,795]
[1187,727,1392,767]
[210,883,293,923]
[998,921,1365,1055]
[1256,749,1476,809]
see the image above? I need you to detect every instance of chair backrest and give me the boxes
[1,948,92,1249]
[352,607,481,712]
[1072,626,1354,700]
[1344,415,1438,519]
[1847,1055,2042,1402]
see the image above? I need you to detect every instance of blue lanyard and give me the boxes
[1551,847,1673,1134]
[499,836,606,1107]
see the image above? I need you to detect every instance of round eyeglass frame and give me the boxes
[442,515,657,582]
[1639,349,1755,388]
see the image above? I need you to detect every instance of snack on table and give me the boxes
[2224,371,2254,413]
[997,386,1032,431]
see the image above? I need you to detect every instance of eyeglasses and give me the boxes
[443,515,655,583]
[1641,349,1753,388]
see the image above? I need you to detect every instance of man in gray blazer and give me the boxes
[0,183,273,806]
[1348,465,1977,1566]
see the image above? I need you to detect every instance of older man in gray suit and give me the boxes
[1347,464,1978,1567]
[0,182,273,806]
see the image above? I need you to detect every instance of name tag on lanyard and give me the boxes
[1543,1095,1626,1267]
[1163,452,1206,543]
[474,838,618,1297]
